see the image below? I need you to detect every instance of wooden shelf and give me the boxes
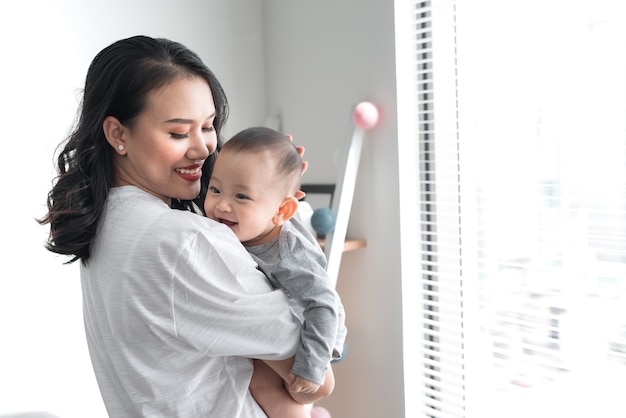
[317,238,366,253]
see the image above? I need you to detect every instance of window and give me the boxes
[397,1,626,417]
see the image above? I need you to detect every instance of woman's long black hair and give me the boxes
[38,35,228,264]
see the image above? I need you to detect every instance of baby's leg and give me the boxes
[249,359,309,418]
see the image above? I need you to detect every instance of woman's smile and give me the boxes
[175,164,203,181]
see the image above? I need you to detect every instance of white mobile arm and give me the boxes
[324,102,379,288]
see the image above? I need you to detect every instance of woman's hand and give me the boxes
[286,134,308,200]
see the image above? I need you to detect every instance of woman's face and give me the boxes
[115,76,217,205]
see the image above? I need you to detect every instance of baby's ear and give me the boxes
[273,197,299,226]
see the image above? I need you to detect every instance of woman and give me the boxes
[39,35,315,417]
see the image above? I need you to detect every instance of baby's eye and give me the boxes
[209,186,220,194]
[170,132,188,139]
[235,193,249,200]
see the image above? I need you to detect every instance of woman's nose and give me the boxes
[206,135,218,156]
[189,130,215,160]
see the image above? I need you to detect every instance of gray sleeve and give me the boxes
[273,225,345,384]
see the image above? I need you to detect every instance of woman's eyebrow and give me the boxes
[165,118,193,124]
[165,113,216,124]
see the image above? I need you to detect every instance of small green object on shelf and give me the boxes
[311,208,337,236]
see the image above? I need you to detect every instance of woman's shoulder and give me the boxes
[108,186,235,246]
[157,205,235,243]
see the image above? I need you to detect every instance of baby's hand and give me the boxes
[287,373,321,394]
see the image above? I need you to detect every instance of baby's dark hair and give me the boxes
[222,127,302,194]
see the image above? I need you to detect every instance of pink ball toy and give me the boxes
[310,406,332,418]
[352,101,380,130]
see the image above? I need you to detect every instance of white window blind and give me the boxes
[397,0,626,417]
[398,1,467,417]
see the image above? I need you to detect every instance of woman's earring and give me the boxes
[117,144,125,151]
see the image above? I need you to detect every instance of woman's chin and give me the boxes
[172,186,201,201]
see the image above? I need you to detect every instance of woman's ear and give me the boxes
[103,116,127,155]
[272,197,300,226]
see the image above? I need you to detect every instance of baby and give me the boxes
[204,126,347,417]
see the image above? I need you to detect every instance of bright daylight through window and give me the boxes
[398,1,626,417]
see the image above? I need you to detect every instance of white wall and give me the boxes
[0,1,266,416]
[1,1,404,417]
[264,2,405,417]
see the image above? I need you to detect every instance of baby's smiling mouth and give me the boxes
[218,218,237,227]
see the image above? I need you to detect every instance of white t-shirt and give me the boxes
[81,186,301,417]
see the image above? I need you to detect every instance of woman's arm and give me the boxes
[169,216,302,359]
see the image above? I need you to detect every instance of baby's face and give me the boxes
[204,150,285,246]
